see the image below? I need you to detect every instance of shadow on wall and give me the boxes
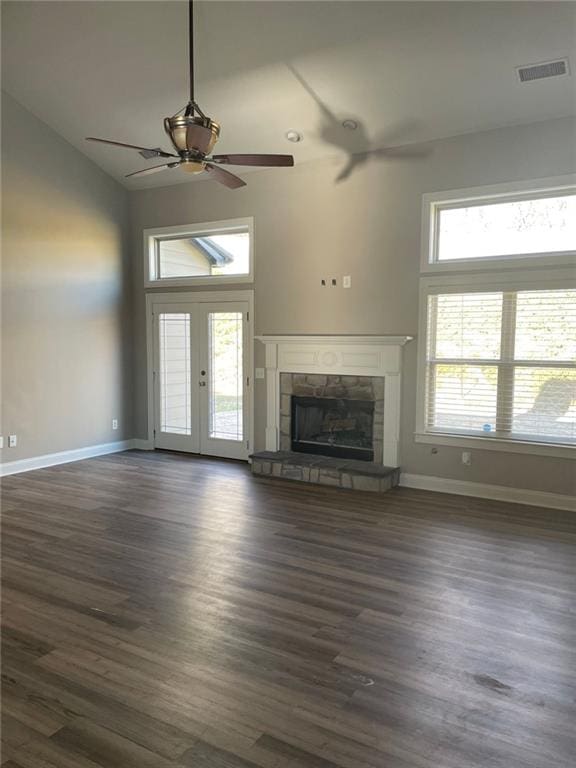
[287,64,433,182]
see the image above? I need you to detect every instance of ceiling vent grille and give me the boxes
[517,58,569,83]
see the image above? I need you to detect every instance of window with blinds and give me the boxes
[424,289,576,444]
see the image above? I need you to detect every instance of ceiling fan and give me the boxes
[86,0,294,188]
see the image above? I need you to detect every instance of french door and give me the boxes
[151,297,251,460]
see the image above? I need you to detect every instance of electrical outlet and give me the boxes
[462,451,472,466]
[8,435,17,448]
[343,275,352,288]
[112,419,119,430]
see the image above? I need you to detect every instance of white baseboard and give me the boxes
[3,445,573,512]
[0,440,136,477]
[132,439,154,451]
[400,473,576,512]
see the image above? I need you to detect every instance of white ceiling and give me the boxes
[2,1,575,189]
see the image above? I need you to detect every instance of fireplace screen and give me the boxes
[291,396,375,461]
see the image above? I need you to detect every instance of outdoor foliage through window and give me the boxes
[436,194,576,261]
[425,289,576,443]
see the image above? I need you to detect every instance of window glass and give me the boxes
[425,288,576,444]
[428,364,498,433]
[431,293,502,360]
[157,231,249,279]
[437,194,576,261]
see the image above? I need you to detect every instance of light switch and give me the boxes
[343,275,352,288]
[255,368,265,379]
[8,435,17,448]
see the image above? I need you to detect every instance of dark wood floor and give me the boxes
[2,451,576,768]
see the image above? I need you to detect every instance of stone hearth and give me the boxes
[250,451,400,493]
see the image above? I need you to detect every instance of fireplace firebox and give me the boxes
[291,395,375,461]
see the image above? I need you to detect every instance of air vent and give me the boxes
[517,58,569,83]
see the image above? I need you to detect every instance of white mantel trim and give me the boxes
[257,334,413,467]
[257,335,413,345]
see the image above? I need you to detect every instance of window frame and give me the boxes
[420,175,576,273]
[144,217,254,288]
[415,269,576,459]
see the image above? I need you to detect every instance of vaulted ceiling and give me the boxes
[2,1,575,188]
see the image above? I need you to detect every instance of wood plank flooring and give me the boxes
[1,450,576,768]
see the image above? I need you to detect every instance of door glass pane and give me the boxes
[159,313,191,435]
[208,312,243,441]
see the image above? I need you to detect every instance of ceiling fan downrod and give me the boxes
[184,0,205,118]
[164,0,219,160]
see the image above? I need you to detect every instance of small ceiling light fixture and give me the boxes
[342,119,358,130]
[285,130,303,143]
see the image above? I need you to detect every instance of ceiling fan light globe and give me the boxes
[164,115,220,155]
[180,159,206,174]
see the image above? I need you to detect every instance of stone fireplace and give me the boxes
[279,373,384,462]
[251,335,413,492]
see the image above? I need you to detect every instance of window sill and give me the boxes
[145,274,254,289]
[414,432,575,459]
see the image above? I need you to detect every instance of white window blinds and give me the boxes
[425,289,576,444]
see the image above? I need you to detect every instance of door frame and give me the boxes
[145,290,254,458]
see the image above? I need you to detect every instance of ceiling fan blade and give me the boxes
[211,154,294,167]
[86,137,177,158]
[125,162,180,178]
[205,163,246,189]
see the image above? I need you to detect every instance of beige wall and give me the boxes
[1,93,132,462]
[130,116,576,496]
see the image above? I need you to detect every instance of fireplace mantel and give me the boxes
[256,335,412,345]
[256,334,413,467]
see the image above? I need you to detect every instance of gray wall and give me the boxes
[1,93,132,462]
[129,115,576,496]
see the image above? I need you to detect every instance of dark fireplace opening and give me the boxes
[291,396,375,461]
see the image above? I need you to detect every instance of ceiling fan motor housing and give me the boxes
[164,115,220,157]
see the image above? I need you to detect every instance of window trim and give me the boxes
[420,174,576,273]
[144,217,254,288]
[415,269,576,459]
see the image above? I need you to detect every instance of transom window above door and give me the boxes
[144,218,253,287]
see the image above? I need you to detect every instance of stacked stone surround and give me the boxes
[279,373,385,463]
[250,451,400,493]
